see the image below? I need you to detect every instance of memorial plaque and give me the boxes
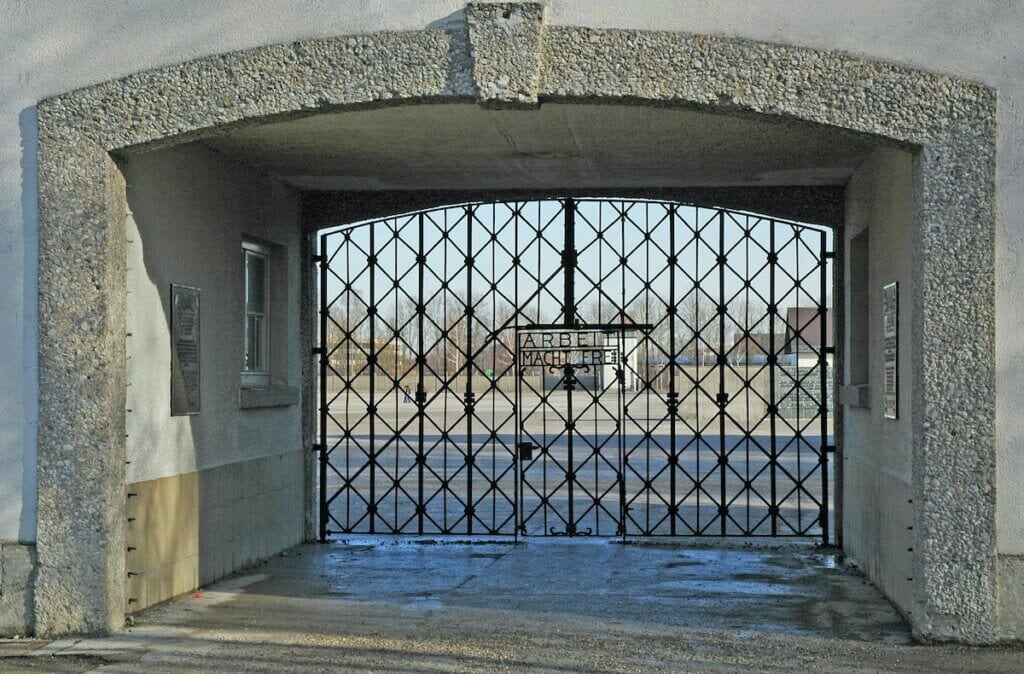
[170,284,201,415]
[882,282,898,419]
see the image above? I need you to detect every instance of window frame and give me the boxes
[242,240,271,388]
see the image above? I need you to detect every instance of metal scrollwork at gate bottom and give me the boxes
[318,198,834,543]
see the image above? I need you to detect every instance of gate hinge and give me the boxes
[825,445,837,454]
[312,346,325,356]
[824,251,836,260]
[313,443,326,454]
[312,254,326,263]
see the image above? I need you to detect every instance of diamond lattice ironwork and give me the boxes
[318,198,833,542]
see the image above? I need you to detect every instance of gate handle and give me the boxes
[517,442,535,462]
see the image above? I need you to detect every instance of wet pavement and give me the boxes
[304,538,907,643]
[7,539,1024,672]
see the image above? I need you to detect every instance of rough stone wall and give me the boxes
[0,543,35,636]
[33,3,998,641]
[467,1,545,106]
[36,136,128,636]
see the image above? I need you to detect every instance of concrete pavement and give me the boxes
[4,539,1023,672]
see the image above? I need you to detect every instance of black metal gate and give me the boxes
[318,199,833,542]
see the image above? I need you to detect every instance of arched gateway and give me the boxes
[35,2,999,643]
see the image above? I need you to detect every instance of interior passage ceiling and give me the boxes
[201,102,878,191]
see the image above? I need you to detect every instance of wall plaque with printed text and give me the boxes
[882,282,898,420]
[170,284,201,415]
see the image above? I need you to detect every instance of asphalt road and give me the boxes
[323,431,833,539]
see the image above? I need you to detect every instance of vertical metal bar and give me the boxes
[795,230,802,529]
[368,224,376,534]
[348,236,356,528]
[820,230,830,546]
[393,219,400,531]
[344,239,351,532]
[417,212,426,534]
[619,201,628,539]
[564,197,576,328]
[514,203,521,541]
[489,203,497,533]
[541,202,548,535]
[694,208,702,532]
[668,205,677,536]
[442,209,450,533]
[618,315,627,541]
[743,215,752,534]
[644,203,652,534]
[718,210,727,536]
[564,198,575,533]
[318,232,329,542]
[465,204,475,535]
[769,222,778,536]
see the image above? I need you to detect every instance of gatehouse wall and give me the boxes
[120,144,305,611]
[0,0,1022,642]
[841,146,917,619]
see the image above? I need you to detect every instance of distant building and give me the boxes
[731,332,779,364]
[782,308,833,366]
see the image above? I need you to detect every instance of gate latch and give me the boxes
[517,442,535,462]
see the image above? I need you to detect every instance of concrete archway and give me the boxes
[36,2,996,640]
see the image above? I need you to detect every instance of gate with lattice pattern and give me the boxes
[317,198,833,542]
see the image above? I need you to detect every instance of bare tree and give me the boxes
[724,294,768,363]
[675,292,720,364]
[325,287,370,376]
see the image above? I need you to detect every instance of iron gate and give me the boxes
[318,198,833,542]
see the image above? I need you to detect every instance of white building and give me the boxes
[0,0,1021,645]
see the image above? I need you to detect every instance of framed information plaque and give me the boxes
[882,282,898,419]
[170,284,201,415]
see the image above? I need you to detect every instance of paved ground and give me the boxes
[5,539,1023,672]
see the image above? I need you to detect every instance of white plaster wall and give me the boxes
[842,146,917,616]
[1,1,1022,550]
[122,143,301,481]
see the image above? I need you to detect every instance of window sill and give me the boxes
[239,384,300,410]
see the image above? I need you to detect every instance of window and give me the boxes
[242,241,270,387]
[848,229,869,386]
